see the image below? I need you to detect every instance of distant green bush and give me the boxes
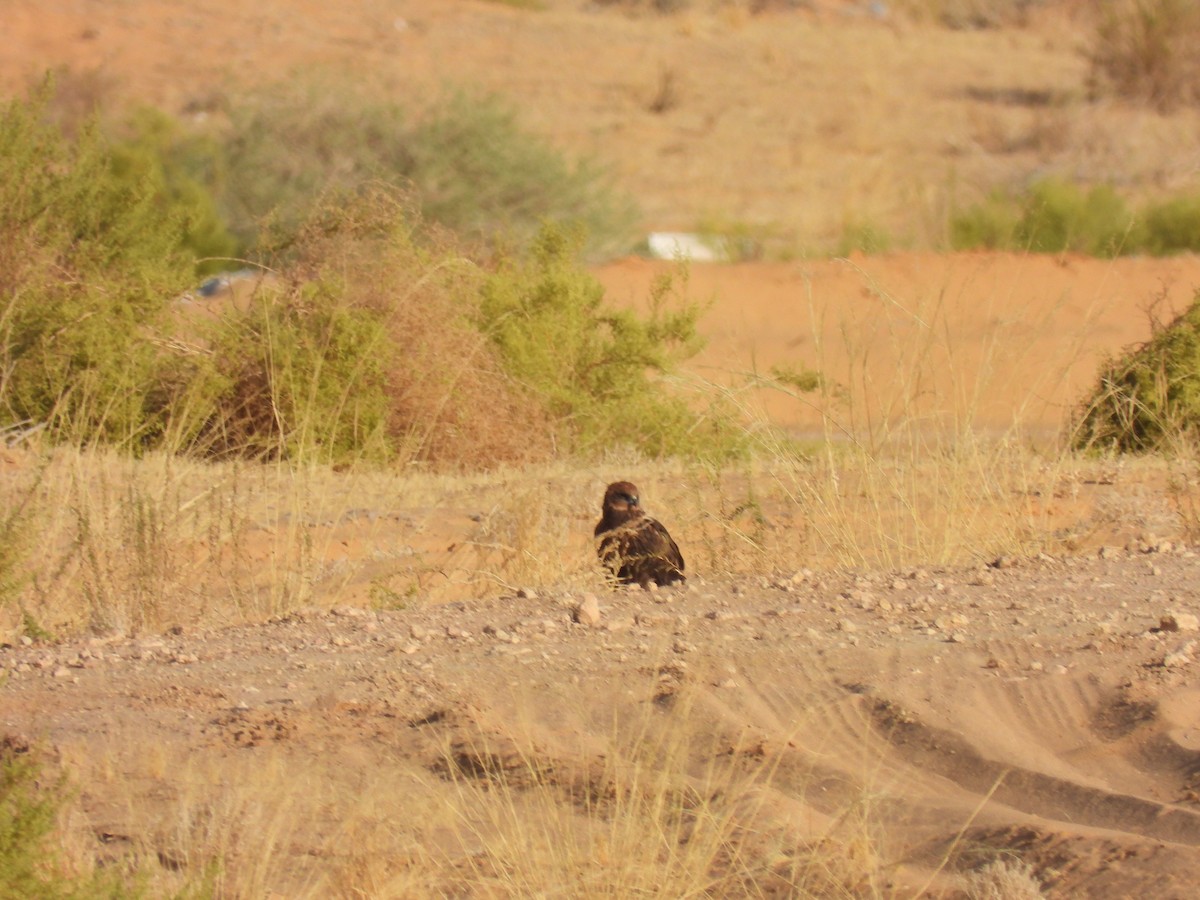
[179,197,425,465]
[949,190,1022,251]
[949,178,1200,257]
[951,179,1138,256]
[107,109,238,276]
[1073,291,1200,452]
[1141,195,1200,255]
[220,80,636,259]
[1016,180,1135,256]
[1087,0,1200,111]
[479,225,745,460]
[837,219,893,256]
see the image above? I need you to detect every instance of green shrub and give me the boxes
[195,282,393,464]
[107,109,239,276]
[837,219,893,256]
[179,191,552,469]
[182,204,399,465]
[1073,291,1200,452]
[949,188,1022,251]
[1141,194,1200,255]
[1015,179,1137,256]
[951,178,1141,256]
[1087,0,1200,111]
[479,225,744,459]
[220,79,635,259]
[0,89,199,449]
[951,179,1200,256]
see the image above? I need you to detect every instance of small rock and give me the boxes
[1164,644,1194,668]
[837,619,858,633]
[1160,613,1200,633]
[52,666,72,679]
[573,595,602,627]
[516,587,538,600]
[635,612,669,627]
[409,624,430,641]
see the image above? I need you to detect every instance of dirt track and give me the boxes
[5,543,1200,896]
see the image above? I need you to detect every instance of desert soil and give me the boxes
[4,546,1200,896]
[4,1,1200,896]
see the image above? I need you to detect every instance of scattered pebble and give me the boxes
[573,594,602,627]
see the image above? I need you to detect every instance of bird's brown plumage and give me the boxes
[594,481,685,588]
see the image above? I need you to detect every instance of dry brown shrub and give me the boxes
[278,198,553,469]
[1087,0,1200,111]
[380,250,554,470]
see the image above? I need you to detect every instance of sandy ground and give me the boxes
[4,547,1200,895]
[4,1,1200,895]
[595,252,1200,439]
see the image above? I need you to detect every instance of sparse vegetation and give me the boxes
[1087,0,1200,111]
[0,86,712,467]
[0,88,204,452]
[950,178,1200,257]
[5,7,1200,898]
[838,218,894,256]
[220,79,636,259]
[892,0,1047,29]
[479,225,744,460]
[1073,290,1200,453]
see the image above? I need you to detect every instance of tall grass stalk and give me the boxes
[705,255,1120,571]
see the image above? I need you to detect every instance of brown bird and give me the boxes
[595,481,685,588]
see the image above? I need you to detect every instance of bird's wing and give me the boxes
[638,518,685,573]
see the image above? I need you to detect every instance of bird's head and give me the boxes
[601,481,643,524]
